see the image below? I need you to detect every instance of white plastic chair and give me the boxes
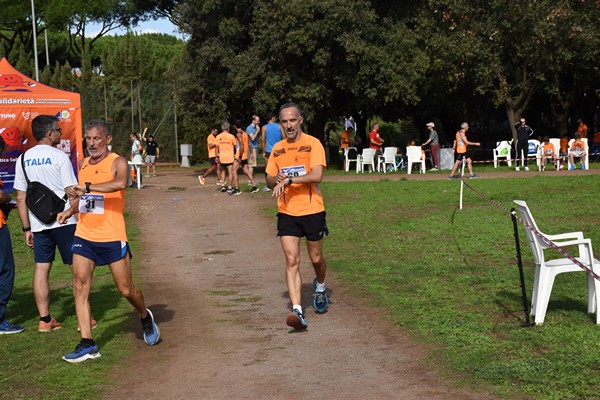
[343,147,358,172]
[567,138,589,170]
[406,146,425,174]
[378,147,398,173]
[518,139,540,168]
[539,139,561,171]
[357,148,376,173]
[514,200,600,325]
[493,141,512,168]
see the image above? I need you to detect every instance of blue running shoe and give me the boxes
[142,308,160,345]
[63,342,101,363]
[314,291,329,314]
[286,309,308,330]
[0,320,24,334]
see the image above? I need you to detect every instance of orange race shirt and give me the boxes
[75,153,128,242]
[578,123,588,138]
[239,131,249,160]
[216,131,237,164]
[266,133,326,216]
[571,139,585,152]
[207,134,217,158]
[543,143,555,156]
[340,131,350,149]
[455,131,467,153]
[560,137,568,153]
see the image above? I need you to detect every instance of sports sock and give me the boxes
[293,305,303,314]
[81,338,96,346]
[316,282,326,292]
[40,315,52,323]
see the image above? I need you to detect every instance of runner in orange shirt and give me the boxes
[58,120,159,363]
[215,121,240,195]
[266,102,329,330]
[233,120,258,193]
[198,127,223,186]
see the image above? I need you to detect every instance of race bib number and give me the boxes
[282,165,307,177]
[79,194,105,215]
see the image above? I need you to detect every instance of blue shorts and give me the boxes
[72,236,132,266]
[277,211,328,242]
[33,224,76,264]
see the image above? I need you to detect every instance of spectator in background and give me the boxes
[513,117,534,171]
[198,127,222,186]
[569,132,587,170]
[0,136,24,335]
[233,120,258,193]
[142,128,160,177]
[559,132,569,170]
[541,136,557,171]
[340,126,352,150]
[246,115,260,178]
[14,115,80,333]
[448,122,480,180]
[576,118,588,139]
[369,123,384,157]
[422,122,439,171]
[216,121,240,195]
[261,113,285,192]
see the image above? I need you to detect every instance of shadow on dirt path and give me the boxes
[102,169,502,399]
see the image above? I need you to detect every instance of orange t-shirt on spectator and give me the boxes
[207,134,217,158]
[266,133,326,217]
[216,131,237,164]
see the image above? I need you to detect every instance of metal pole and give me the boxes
[44,29,49,66]
[138,83,142,131]
[511,208,535,327]
[130,80,134,132]
[174,101,179,162]
[30,0,40,81]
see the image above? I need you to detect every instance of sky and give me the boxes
[86,18,185,39]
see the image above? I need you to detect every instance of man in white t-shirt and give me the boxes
[14,115,80,333]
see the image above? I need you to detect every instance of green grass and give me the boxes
[0,212,141,400]
[320,174,600,399]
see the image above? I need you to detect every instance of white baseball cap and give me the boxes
[426,122,435,128]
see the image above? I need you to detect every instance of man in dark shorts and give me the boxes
[266,102,329,330]
[14,115,80,333]
[58,120,159,363]
[199,127,222,186]
[448,122,480,180]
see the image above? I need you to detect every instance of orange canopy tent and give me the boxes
[0,57,83,192]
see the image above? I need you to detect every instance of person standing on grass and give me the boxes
[246,115,260,176]
[261,112,285,191]
[514,117,534,171]
[369,122,384,157]
[0,137,24,335]
[58,119,159,363]
[13,115,79,334]
[142,128,160,177]
[266,102,329,330]
[448,122,480,180]
[199,126,223,186]
[216,121,240,195]
[422,122,440,171]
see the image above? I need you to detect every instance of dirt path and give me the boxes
[102,167,572,399]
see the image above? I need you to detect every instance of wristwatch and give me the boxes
[288,176,293,185]
[22,226,31,232]
[85,182,91,193]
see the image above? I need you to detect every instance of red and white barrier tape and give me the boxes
[459,175,600,281]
